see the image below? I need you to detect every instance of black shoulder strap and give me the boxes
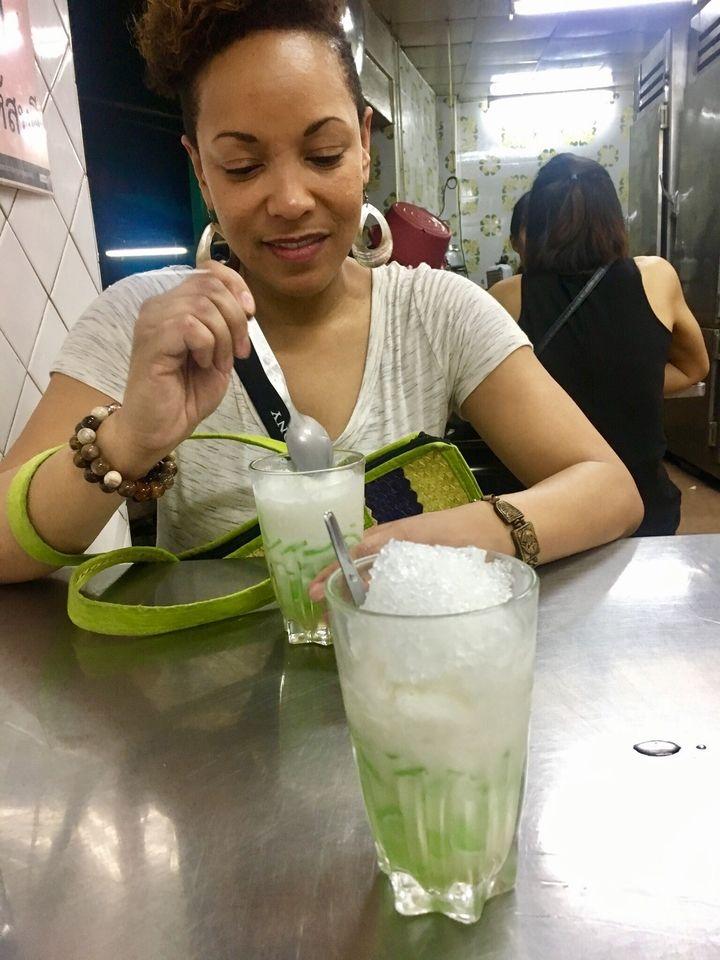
[233,349,291,442]
[534,263,611,356]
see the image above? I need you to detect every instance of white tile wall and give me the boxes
[0,186,17,217]
[53,0,70,34]
[28,301,66,390]
[51,235,99,328]
[7,376,42,448]
[0,0,129,550]
[0,224,49,365]
[0,335,25,453]
[29,0,67,89]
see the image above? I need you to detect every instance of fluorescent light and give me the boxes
[31,25,67,60]
[105,247,188,259]
[515,0,689,14]
[482,89,616,160]
[0,11,23,54]
[490,65,613,97]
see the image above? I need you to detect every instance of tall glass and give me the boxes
[325,552,539,924]
[249,451,365,645]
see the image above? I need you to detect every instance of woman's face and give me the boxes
[184,31,372,300]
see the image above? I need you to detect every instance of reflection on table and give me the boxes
[0,535,718,959]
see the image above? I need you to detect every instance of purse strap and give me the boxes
[233,349,290,441]
[234,318,293,441]
[67,546,275,637]
[533,263,610,356]
[60,432,474,637]
[187,432,285,453]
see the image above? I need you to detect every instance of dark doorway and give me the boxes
[67,0,200,288]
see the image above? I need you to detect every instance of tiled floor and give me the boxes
[665,461,720,534]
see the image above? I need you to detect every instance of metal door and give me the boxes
[665,0,720,479]
[628,29,687,260]
[664,326,719,479]
[671,1,720,327]
[628,35,669,257]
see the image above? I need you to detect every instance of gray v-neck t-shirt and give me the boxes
[53,261,529,553]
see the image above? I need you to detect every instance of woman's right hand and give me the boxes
[104,260,255,475]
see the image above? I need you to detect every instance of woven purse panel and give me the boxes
[365,449,476,524]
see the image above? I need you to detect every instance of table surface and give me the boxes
[1,536,719,960]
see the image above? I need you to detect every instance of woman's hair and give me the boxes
[524,153,628,274]
[134,0,365,143]
[510,192,530,243]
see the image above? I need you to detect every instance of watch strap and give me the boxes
[482,494,540,567]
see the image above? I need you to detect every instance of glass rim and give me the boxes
[325,551,539,620]
[248,449,365,477]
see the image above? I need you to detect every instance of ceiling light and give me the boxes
[515,0,690,14]
[490,65,613,97]
[0,11,23,54]
[482,89,616,159]
[31,26,67,60]
[105,247,188,259]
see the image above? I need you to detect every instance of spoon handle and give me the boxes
[324,512,367,607]
[246,317,299,417]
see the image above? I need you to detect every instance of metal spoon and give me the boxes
[286,412,334,472]
[324,511,366,607]
[245,317,333,471]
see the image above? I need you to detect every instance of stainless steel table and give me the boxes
[1,536,719,959]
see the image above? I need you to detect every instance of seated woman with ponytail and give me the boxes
[490,153,708,536]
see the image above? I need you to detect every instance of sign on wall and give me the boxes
[0,0,52,193]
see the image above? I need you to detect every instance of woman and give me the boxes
[0,2,642,585]
[490,153,708,536]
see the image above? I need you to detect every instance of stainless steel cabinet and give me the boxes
[629,0,720,479]
[665,0,720,480]
[628,30,686,259]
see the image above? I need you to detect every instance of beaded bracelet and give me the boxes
[68,404,177,502]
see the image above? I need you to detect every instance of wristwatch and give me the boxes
[482,495,540,567]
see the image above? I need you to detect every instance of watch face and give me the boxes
[341,0,365,75]
[496,499,524,525]
[512,523,540,565]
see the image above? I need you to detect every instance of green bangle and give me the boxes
[6,446,93,568]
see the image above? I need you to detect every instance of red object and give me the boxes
[385,202,451,269]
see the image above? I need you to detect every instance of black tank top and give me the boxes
[519,258,680,536]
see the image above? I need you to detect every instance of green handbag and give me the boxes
[7,431,482,637]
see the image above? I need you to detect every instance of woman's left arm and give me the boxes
[337,347,643,570]
[663,266,709,395]
[461,345,643,561]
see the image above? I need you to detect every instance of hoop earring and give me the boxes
[351,193,393,268]
[196,213,226,266]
